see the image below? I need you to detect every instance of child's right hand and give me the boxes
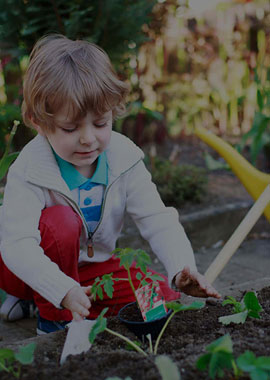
[61,285,92,321]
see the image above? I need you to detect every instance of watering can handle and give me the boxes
[204,185,270,284]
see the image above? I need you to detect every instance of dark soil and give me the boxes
[2,286,270,380]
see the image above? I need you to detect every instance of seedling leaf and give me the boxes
[218,310,248,325]
[237,351,270,374]
[220,292,263,325]
[250,368,268,380]
[196,353,212,370]
[134,249,152,274]
[113,248,136,270]
[103,276,114,299]
[243,292,263,313]
[206,334,233,354]
[89,308,108,344]
[222,296,244,313]
[14,343,36,365]
[166,301,205,313]
[155,355,181,380]
[0,348,15,361]
[209,351,233,379]
[256,357,270,371]
[145,273,165,283]
[97,286,104,300]
[237,351,257,372]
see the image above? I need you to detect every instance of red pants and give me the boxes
[0,205,180,321]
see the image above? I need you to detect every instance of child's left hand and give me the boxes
[175,266,221,299]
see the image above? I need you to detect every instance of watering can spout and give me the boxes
[194,126,270,222]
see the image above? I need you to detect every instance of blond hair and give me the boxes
[22,34,129,131]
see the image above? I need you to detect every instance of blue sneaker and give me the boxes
[36,313,70,335]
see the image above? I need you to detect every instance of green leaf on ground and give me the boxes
[155,355,181,380]
[14,343,36,365]
[218,310,249,325]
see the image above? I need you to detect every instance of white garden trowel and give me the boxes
[60,319,96,365]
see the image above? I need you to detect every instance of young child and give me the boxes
[0,34,220,334]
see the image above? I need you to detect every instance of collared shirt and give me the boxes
[54,151,108,233]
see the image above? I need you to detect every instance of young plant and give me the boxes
[218,291,263,325]
[197,334,270,380]
[196,334,238,379]
[236,350,270,380]
[91,248,165,305]
[0,342,36,378]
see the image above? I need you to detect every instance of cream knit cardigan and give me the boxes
[0,132,196,308]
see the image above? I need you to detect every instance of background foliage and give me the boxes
[0,0,270,168]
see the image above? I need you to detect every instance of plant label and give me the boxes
[135,282,167,321]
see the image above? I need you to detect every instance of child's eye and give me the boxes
[94,122,107,128]
[61,127,77,133]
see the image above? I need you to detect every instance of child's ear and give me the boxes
[29,117,46,136]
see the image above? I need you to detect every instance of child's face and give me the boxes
[38,106,112,177]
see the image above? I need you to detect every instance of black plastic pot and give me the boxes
[118,301,172,341]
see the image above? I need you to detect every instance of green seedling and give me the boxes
[0,342,36,378]
[196,334,239,379]
[198,334,270,380]
[91,248,165,305]
[219,292,263,325]
[237,350,270,380]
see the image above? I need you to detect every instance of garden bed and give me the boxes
[2,286,270,380]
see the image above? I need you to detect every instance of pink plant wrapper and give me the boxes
[135,282,167,321]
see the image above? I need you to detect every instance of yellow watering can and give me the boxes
[194,126,270,222]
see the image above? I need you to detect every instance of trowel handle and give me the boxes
[204,184,270,284]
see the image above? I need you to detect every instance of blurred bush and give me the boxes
[148,156,208,207]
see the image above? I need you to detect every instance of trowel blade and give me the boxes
[60,319,96,365]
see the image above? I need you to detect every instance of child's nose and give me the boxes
[79,125,96,145]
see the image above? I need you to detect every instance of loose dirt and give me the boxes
[2,286,269,380]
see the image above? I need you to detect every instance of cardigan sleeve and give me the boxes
[0,164,79,308]
[125,159,197,285]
